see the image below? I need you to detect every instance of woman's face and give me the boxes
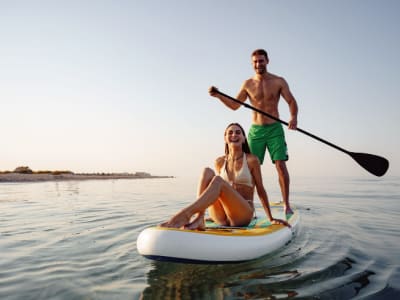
[225,124,245,146]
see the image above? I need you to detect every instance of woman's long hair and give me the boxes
[224,123,251,155]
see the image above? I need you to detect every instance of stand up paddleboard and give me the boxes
[137,202,299,264]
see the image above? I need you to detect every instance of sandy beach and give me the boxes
[0,173,173,182]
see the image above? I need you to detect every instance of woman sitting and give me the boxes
[161,123,289,230]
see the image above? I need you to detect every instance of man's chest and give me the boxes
[248,81,280,102]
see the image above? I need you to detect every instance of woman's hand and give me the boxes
[271,218,291,228]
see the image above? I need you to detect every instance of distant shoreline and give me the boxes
[0,173,174,183]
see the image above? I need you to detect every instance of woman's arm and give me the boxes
[249,154,290,226]
[248,155,274,220]
[214,156,225,175]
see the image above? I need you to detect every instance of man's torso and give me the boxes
[244,73,283,125]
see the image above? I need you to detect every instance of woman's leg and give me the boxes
[206,180,253,227]
[197,167,215,197]
[183,168,215,230]
[161,168,253,228]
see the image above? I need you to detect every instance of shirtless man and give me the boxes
[209,49,298,215]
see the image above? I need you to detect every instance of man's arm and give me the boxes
[280,79,298,129]
[209,84,247,110]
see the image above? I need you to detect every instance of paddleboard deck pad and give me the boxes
[137,202,299,263]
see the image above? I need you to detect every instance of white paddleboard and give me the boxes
[137,202,299,263]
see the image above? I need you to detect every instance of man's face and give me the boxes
[252,54,268,74]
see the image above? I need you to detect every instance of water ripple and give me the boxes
[1,177,399,299]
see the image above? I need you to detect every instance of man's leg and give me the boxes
[275,160,293,215]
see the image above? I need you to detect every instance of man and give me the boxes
[209,49,298,215]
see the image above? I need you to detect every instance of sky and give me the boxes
[1,0,399,179]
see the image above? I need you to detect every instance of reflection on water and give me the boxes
[141,260,301,299]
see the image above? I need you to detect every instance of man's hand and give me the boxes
[288,117,297,130]
[208,86,219,97]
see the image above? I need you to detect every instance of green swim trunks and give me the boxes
[248,123,288,164]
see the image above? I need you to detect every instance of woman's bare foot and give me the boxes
[184,214,206,230]
[160,210,192,228]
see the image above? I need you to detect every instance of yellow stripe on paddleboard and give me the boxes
[156,207,298,237]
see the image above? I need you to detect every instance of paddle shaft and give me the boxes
[215,90,350,155]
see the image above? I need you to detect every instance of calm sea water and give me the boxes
[0,175,399,300]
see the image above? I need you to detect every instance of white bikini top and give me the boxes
[219,153,253,188]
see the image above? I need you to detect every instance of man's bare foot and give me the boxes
[284,207,294,215]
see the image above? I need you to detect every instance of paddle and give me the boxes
[212,88,389,177]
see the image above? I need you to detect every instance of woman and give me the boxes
[161,123,289,230]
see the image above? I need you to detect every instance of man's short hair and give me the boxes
[252,49,269,60]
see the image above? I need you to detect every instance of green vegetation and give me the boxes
[0,167,173,182]
[0,166,73,175]
[0,166,153,177]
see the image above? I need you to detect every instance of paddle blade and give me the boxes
[349,152,389,177]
